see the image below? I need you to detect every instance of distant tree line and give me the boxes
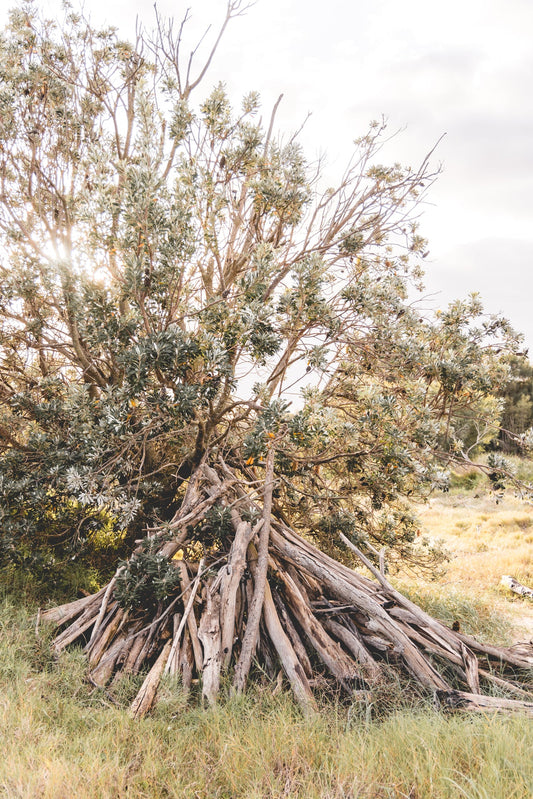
[496,356,533,453]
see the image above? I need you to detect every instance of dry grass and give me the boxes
[0,594,532,799]
[2,478,533,798]
[407,490,533,642]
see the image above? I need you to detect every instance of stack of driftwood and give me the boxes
[41,460,533,716]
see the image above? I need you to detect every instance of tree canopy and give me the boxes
[1,2,531,713]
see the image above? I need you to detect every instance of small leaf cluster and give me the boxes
[115,538,182,611]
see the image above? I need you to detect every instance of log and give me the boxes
[277,567,361,688]
[40,589,105,626]
[176,560,203,672]
[90,632,130,686]
[219,518,253,668]
[460,642,480,694]
[165,612,183,676]
[120,628,149,676]
[261,577,316,714]
[163,558,205,676]
[88,576,118,646]
[179,629,194,695]
[233,447,275,693]
[501,575,533,600]
[52,605,101,652]
[436,689,533,716]
[272,588,313,679]
[130,639,173,718]
[324,618,382,683]
[87,607,124,667]
[198,579,222,706]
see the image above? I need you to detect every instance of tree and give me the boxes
[495,355,533,453]
[1,3,531,713]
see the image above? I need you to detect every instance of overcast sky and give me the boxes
[2,0,532,350]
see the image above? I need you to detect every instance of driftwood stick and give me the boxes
[261,577,316,714]
[52,602,104,652]
[219,518,255,669]
[324,618,382,683]
[130,639,173,718]
[179,629,194,694]
[198,579,222,705]
[88,576,118,647]
[478,669,533,699]
[338,532,464,652]
[164,557,205,676]
[166,613,183,675]
[119,627,149,676]
[501,575,533,600]
[436,689,533,716]
[233,446,275,693]
[460,642,481,694]
[176,560,203,672]
[272,587,313,679]
[40,589,105,626]
[90,632,129,686]
[87,607,124,667]
[278,568,360,687]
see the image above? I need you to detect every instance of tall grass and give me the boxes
[1,596,532,799]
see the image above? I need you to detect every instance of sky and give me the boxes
[2,0,532,350]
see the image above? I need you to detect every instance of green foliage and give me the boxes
[494,355,533,453]
[0,3,522,581]
[114,537,182,611]
[448,468,485,491]
[191,504,234,549]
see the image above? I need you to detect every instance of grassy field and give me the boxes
[406,486,533,644]
[1,480,533,799]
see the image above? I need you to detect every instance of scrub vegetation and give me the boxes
[1,586,532,799]
[0,2,533,795]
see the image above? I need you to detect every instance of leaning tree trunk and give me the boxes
[40,459,533,717]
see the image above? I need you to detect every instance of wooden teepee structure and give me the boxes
[41,458,533,717]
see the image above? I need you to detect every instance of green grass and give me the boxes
[394,583,513,644]
[1,596,532,798]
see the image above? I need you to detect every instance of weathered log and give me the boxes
[165,612,183,676]
[198,578,222,705]
[87,607,124,667]
[52,601,104,653]
[120,628,150,676]
[260,576,316,713]
[130,639,173,718]
[40,589,105,626]
[436,689,533,716]
[324,618,382,684]
[501,575,533,600]
[88,576,118,646]
[176,560,203,672]
[163,558,205,676]
[234,447,275,693]
[277,567,361,689]
[179,628,194,694]
[272,587,313,679]
[219,518,253,668]
[90,632,130,686]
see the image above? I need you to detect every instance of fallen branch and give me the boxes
[501,575,533,600]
